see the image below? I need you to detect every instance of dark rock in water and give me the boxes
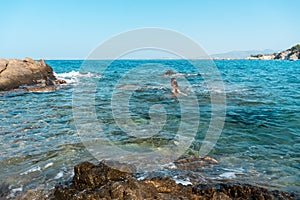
[0,58,65,91]
[54,160,298,200]
[55,79,67,85]
[164,70,176,76]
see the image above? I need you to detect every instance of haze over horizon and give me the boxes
[0,0,299,59]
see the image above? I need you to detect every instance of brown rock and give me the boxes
[24,57,35,64]
[54,160,299,200]
[0,58,57,91]
[55,161,158,200]
[72,161,134,191]
[26,86,56,93]
[145,177,178,193]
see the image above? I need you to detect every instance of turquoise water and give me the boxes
[0,60,299,197]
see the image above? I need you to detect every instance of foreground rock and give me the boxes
[0,58,66,92]
[54,159,298,200]
[247,44,300,60]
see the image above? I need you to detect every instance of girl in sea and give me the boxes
[171,78,187,96]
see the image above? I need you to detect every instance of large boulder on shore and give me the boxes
[0,58,65,91]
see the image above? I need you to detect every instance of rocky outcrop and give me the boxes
[247,44,300,60]
[0,58,66,92]
[164,70,176,76]
[54,159,298,200]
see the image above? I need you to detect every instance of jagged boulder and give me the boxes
[0,58,65,91]
[54,160,298,200]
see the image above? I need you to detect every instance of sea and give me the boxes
[0,60,299,198]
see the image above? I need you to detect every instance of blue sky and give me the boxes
[0,0,299,59]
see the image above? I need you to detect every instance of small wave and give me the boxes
[8,186,23,198]
[219,172,237,179]
[222,167,245,173]
[164,71,199,77]
[43,162,54,169]
[54,171,64,179]
[174,178,192,186]
[137,175,146,181]
[54,71,101,84]
[54,71,79,84]
[20,166,41,175]
[217,167,245,180]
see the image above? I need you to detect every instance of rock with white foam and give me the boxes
[0,58,66,92]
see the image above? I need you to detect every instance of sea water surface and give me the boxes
[0,60,299,198]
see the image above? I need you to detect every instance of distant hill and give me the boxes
[246,44,300,60]
[211,49,276,59]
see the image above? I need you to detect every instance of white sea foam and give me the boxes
[174,178,192,186]
[43,162,54,169]
[54,71,101,84]
[137,176,146,181]
[54,71,80,84]
[70,170,75,178]
[11,187,23,193]
[8,186,23,198]
[222,167,245,173]
[161,162,177,169]
[54,171,64,179]
[219,172,237,179]
[20,166,41,175]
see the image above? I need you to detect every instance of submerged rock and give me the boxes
[0,58,65,92]
[54,159,298,200]
[164,70,176,76]
[174,155,218,172]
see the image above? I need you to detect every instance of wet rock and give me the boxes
[55,79,67,85]
[72,161,134,190]
[174,155,218,171]
[54,159,298,200]
[54,161,158,200]
[0,58,65,91]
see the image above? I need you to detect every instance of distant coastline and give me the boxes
[5,44,299,61]
[246,44,300,61]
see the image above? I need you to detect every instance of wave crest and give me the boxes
[54,71,101,84]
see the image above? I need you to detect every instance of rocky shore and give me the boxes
[247,44,300,60]
[0,58,66,92]
[54,157,298,200]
